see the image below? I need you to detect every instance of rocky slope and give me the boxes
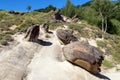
[0,10,120,80]
[0,30,120,80]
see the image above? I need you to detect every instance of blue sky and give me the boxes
[0,0,117,12]
[0,0,90,12]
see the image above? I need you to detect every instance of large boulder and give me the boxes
[63,41,104,73]
[56,29,78,45]
[24,24,40,42]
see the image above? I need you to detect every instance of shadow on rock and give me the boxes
[93,73,111,80]
[65,60,111,80]
[48,31,53,34]
[35,39,52,46]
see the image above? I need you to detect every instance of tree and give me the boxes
[26,5,32,12]
[61,0,76,18]
[34,5,56,12]
[91,0,117,34]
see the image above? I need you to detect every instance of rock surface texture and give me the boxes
[63,41,104,73]
[0,30,118,80]
[40,23,49,33]
[56,29,78,45]
[24,24,40,42]
[50,9,64,23]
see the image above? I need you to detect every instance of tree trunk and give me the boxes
[101,17,104,32]
[105,18,108,33]
[100,13,105,39]
[99,9,105,33]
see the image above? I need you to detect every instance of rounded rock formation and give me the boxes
[62,41,104,73]
[56,29,78,45]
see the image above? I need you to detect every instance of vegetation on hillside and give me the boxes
[61,0,120,36]
[35,5,56,12]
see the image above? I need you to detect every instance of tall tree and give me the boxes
[26,5,32,12]
[91,0,116,34]
[61,0,76,18]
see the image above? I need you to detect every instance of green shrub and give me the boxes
[49,22,64,30]
[0,40,8,46]
[112,53,120,63]
[4,34,14,42]
[45,34,51,38]
[97,41,107,48]
[102,60,114,68]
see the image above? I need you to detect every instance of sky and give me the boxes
[0,0,118,12]
[0,0,91,12]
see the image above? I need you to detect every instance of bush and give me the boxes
[0,40,8,46]
[45,34,51,38]
[49,22,64,30]
[61,0,76,18]
[4,34,14,42]
[97,41,107,48]
[102,60,114,68]
[109,19,120,35]
[112,53,120,63]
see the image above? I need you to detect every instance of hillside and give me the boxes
[0,10,120,80]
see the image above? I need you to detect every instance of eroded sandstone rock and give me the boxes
[56,29,78,45]
[50,9,64,23]
[41,23,49,33]
[24,24,40,42]
[63,41,104,73]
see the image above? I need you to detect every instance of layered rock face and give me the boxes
[24,24,40,42]
[41,23,49,33]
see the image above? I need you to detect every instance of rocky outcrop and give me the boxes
[40,23,49,33]
[72,14,79,23]
[24,24,40,42]
[56,29,78,45]
[8,10,25,15]
[50,9,64,23]
[63,41,104,73]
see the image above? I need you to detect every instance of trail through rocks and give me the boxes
[0,31,120,80]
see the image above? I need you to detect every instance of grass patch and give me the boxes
[45,34,51,38]
[0,40,8,46]
[49,22,64,30]
[112,53,120,63]
[97,41,107,48]
[102,60,114,68]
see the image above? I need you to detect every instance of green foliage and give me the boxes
[0,11,7,19]
[61,0,120,35]
[45,34,51,38]
[35,5,56,12]
[49,22,64,30]
[91,0,120,33]
[61,0,76,18]
[112,53,120,63]
[26,5,32,12]
[78,7,101,25]
[103,60,114,68]
[3,34,13,42]
[97,41,107,48]
[109,19,120,35]
[0,40,8,46]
